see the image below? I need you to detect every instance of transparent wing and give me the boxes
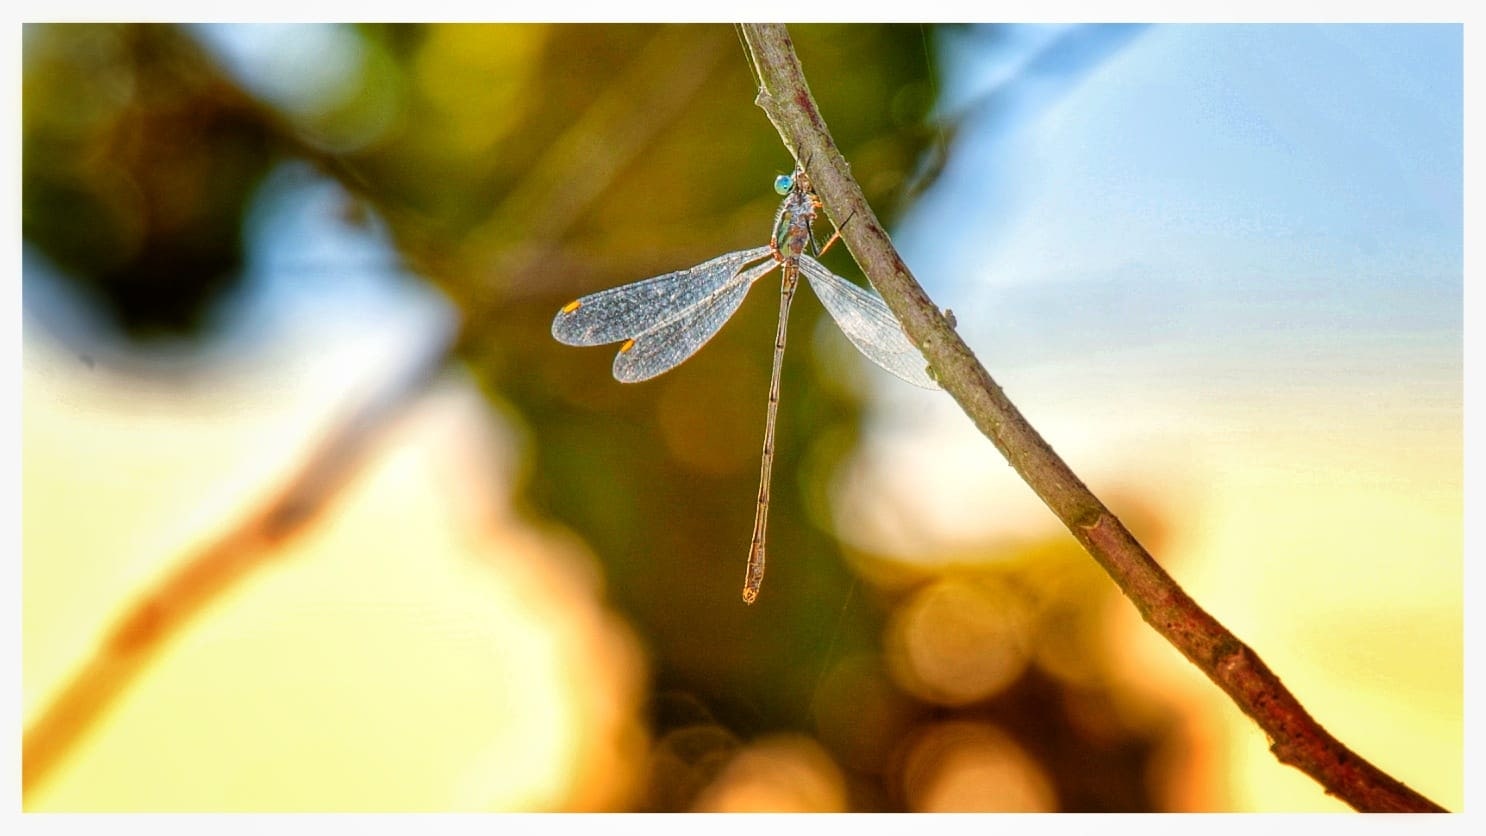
[613,257,779,383]
[799,256,939,390]
[552,246,773,346]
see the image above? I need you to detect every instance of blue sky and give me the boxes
[853,22,1462,570]
[899,24,1461,377]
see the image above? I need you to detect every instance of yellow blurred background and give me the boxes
[20,23,1461,812]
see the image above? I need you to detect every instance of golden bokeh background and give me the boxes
[21,23,1461,812]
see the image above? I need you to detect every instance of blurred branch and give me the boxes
[22,328,455,800]
[739,23,1444,814]
[24,25,745,799]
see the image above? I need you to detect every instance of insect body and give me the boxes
[553,165,937,603]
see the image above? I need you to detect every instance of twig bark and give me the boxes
[739,23,1445,814]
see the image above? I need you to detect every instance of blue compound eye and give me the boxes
[773,174,793,195]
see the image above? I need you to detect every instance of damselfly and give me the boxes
[552,165,938,604]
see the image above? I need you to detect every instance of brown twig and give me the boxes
[22,328,455,800]
[739,23,1444,814]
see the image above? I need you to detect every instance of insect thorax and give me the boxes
[774,188,818,261]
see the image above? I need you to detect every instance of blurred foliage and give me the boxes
[23,24,278,336]
[23,22,1188,810]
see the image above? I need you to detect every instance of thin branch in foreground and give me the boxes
[739,23,1444,814]
[23,22,722,800]
[22,329,455,800]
